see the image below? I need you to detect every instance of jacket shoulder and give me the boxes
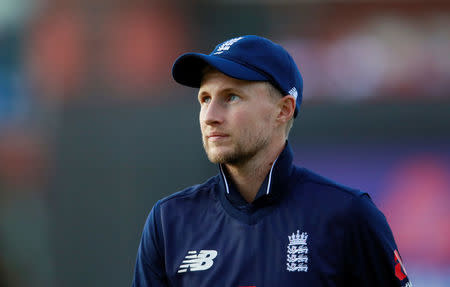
[296,167,368,198]
[158,175,219,207]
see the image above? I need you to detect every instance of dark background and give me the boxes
[0,0,449,286]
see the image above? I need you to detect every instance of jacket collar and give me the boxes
[218,142,294,208]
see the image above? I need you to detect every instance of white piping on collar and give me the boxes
[220,156,279,195]
[219,164,230,194]
[266,158,278,195]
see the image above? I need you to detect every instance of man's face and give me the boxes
[198,70,278,165]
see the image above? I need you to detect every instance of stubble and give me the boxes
[202,128,270,166]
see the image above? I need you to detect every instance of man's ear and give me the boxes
[277,95,296,124]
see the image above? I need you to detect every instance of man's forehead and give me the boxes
[201,81,269,101]
[198,76,247,97]
[201,65,219,78]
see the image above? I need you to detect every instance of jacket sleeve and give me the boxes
[344,193,411,287]
[132,201,168,287]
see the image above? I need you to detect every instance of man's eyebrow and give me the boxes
[197,90,209,99]
[221,87,241,94]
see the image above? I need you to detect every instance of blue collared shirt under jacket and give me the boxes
[132,143,411,287]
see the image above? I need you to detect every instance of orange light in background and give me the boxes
[102,4,188,96]
[382,155,450,265]
[26,9,87,102]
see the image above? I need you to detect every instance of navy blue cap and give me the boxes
[172,35,303,117]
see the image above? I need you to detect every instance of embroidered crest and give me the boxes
[286,230,308,272]
[214,37,244,55]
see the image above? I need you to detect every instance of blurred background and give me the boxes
[0,0,449,286]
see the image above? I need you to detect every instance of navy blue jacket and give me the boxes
[132,143,411,287]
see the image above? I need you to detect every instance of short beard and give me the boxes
[203,135,270,166]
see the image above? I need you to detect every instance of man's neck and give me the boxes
[224,139,285,203]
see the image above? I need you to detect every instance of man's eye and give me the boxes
[228,94,240,102]
[200,96,211,104]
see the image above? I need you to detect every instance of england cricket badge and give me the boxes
[286,230,309,272]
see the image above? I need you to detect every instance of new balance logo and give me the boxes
[177,250,218,273]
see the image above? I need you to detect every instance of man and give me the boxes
[132,35,411,287]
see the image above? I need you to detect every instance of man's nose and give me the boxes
[202,98,224,126]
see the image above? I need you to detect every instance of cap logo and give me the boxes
[288,87,298,100]
[214,37,244,55]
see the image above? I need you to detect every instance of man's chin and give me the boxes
[206,151,231,164]
[206,150,253,166]
[204,144,254,165]
[205,146,236,164]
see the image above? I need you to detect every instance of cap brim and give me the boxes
[172,53,268,88]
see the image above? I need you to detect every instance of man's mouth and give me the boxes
[207,133,229,141]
